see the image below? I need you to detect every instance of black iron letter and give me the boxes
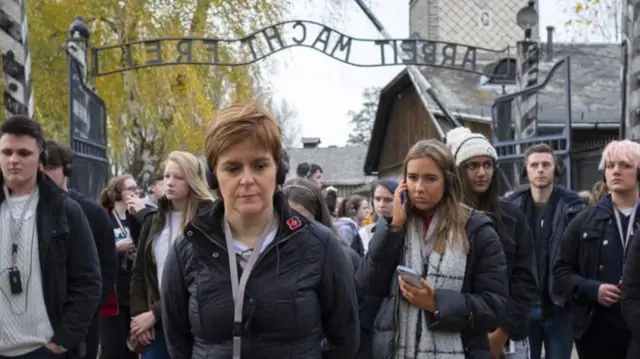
[440,43,457,67]
[242,35,259,62]
[460,46,477,71]
[400,40,417,64]
[203,40,220,64]
[292,21,307,44]
[330,34,352,62]
[262,25,284,52]
[420,40,436,65]
[175,39,194,63]
[91,48,99,76]
[375,40,389,65]
[123,44,135,68]
[311,27,332,53]
[392,40,399,64]
[143,40,163,65]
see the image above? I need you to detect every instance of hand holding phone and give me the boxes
[390,181,408,228]
[396,265,423,288]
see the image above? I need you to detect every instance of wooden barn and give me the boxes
[364,42,621,191]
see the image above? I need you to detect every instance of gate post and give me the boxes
[67,17,90,78]
[514,40,540,140]
[66,17,90,141]
[624,0,640,140]
[0,0,34,119]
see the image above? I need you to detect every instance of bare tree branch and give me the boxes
[265,98,301,147]
[564,0,622,42]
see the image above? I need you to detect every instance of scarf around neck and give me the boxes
[395,214,467,359]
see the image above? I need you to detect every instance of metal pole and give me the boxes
[67,17,90,82]
[0,0,33,119]
[66,17,90,142]
[620,39,628,140]
[66,17,91,192]
[352,0,461,135]
[624,0,640,140]
[564,56,573,189]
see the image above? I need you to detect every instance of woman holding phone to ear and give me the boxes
[355,139,508,359]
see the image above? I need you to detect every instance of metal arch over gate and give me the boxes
[89,20,513,78]
[87,16,518,138]
[64,12,516,196]
[3,1,548,196]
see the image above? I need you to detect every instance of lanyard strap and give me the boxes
[613,204,638,252]
[223,214,276,359]
[112,212,127,236]
[3,187,37,267]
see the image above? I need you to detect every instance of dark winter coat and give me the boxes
[355,211,508,359]
[623,222,640,359]
[68,189,117,306]
[161,193,360,359]
[504,186,585,308]
[130,198,213,321]
[495,201,539,340]
[0,173,102,358]
[555,195,636,341]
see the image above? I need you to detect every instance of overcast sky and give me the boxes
[266,0,602,147]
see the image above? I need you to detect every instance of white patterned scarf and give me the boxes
[395,214,468,359]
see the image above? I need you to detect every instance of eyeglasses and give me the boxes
[123,186,138,192]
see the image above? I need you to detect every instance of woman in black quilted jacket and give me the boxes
[356,139,508,359]
[160,104,359,359]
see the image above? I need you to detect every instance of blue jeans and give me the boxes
[527,304,573,359]
[142,326,171,359]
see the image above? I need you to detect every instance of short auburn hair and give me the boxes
[205,104,283,168]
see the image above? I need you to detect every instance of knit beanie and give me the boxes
[445,127,498,166]
[374,178,399,195]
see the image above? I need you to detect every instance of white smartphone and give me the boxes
[396,265,423,288]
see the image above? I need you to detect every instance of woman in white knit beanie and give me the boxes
[446,127,539,359]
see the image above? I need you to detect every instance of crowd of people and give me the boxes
[1,104,640,359]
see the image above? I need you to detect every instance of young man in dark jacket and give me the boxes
[447,128,538,358]
[556,140,639,359]
[0,115,102,359]
[504,143,585,359]
[40,139,118,359]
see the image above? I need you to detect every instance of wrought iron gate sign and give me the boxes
[70,58,105,141]
[68,48,109,199]
[90,20,511,78]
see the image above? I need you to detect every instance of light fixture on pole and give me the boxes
[516,1,538,40]
[69,16,91,41]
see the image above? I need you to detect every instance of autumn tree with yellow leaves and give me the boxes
[20,0,294,183]
[564,0,623,42]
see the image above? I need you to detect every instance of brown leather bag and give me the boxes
[126,292,154,354]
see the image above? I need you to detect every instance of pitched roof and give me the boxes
[286,146,376,185]
[419,42,621,124]
[364,42,622,174]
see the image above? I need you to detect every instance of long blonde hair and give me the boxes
[403,140,470,254]
[164,151,214,230]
